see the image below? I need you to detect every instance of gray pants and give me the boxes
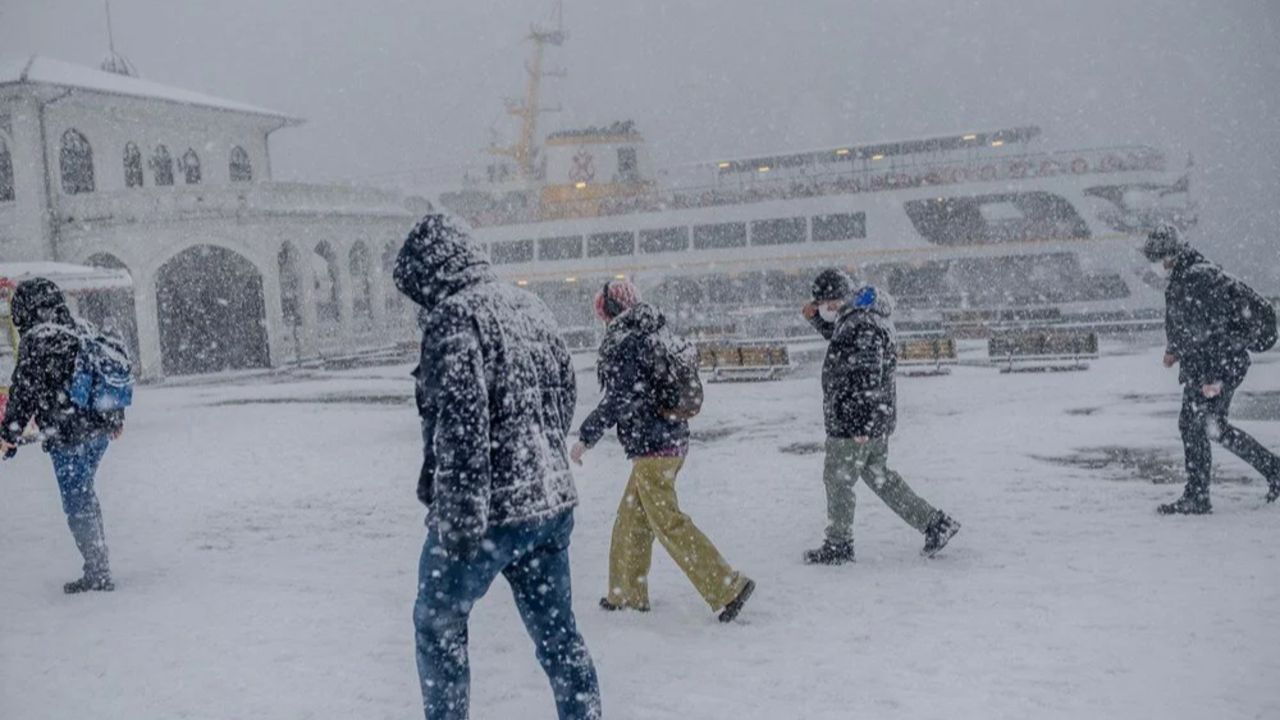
[823,437,938,543]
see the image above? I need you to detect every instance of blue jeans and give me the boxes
[414,510,601,720]
[49,435,112,581]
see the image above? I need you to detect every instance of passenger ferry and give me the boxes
[433,12,1195,348]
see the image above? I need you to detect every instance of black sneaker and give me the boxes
[1266,479,1278,504]
[922,512,961,558]
[63,576,114,594]
[599,597,649,613]
[1157,494,1212,515]
[718,579,755,623]
[803,540,855,565]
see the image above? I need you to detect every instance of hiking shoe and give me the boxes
[1157,494,1212,515]
[922,512,961,558]
[599,597,649,613]
[803,540,855,565]
[63,576,114,594]
[718,579,755,623]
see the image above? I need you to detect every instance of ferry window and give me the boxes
[181,148,201,185]
[538,235,584,261]
[60,129,95,195]
[152,145,174,186]
[617,147,640,183]
[229,146,252,182]
[812,212,866,242]
[0,133,13,201]
[491,239,535,264]
[692,222,747,250]
[123,142,143,188]
[587,232,635,257]
[639,227,689,254]
[750,217,807,246]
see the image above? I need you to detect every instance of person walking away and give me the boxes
[570,279,755,623]
[395,214,601,720]
[0,278,130,593]
[801,270,960,564]
[1143,224,1280,514]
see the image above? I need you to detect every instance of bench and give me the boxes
[697,342,792,382]
[988,329,1099,373]
[896,335,958,376]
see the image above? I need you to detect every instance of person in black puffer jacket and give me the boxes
[1143,225,1280,514]
[572,280,754,623]
[1,278,125,593]
[395,213,600,720]
[801,270,960,564]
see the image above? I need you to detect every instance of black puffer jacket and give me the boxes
[395,214,578,550]
[1164,249,1253,387]
[811,294,898,439]
[2,279,124,450]
[578,303,689,458]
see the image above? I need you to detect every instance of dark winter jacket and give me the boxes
[810,295,898,439]
[578,303,689,458]
[396,214,579,552]
[1163,249,1253,387]
[1,279,124,450]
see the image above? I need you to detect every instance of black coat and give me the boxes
[2,305,123,450]
[395,215,578,551]
[1164,250,1253,387]
[811,301,898,439]
[578,303,689,458]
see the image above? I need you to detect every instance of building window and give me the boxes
[750,217,807,246]
[491,239,535,264]
[59,129,95,194]
[617,147,640,183]
[692,222,747,250]
[812,212,866,242]
[587,232,635,258]
[181,149,201,185]
[229,146,252,182]
[151,145,174,186]
[538,235,583,261]
[0,133,13,202]
[639,227,689,254]
[123,142,143,188]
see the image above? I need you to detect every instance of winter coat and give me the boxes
[1164,249,1253,387]
[578,303,690,459]
[1,282,123,450]
[810,295,898,439]
[395,214,579,552]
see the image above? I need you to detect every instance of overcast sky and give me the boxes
[2,0,1277,287]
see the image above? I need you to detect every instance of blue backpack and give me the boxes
[68,323,134,412]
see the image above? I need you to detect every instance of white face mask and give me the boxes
[1150,261,1171,279]
[818,305,842,323]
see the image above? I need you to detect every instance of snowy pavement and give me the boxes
[2,341,1278,720]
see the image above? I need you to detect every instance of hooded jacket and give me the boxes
[809,292,898,439]
[1,278,125,449]
[578,302,690,458]
[1163,249,1253,387]
[395,214,578,551]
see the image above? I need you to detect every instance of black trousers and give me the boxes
[1179,379,1280,500]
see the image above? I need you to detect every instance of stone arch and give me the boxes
[349,241,373,323]
[81,252,141,362]
[155,244,270,375]
[312,240,341,324]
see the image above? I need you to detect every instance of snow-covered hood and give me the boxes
[392,213,495,313]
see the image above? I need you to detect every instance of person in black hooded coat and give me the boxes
[395,214,600,720]
[1,278,124,593]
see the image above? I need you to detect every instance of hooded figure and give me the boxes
[395,214,601,720]
[1,278,124,593]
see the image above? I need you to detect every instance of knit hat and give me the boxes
[811,268,853,303]
[10,277,70,333]
[594,278,642,322]
[1141,224,1187,262]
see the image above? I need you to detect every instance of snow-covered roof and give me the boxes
[0,56,302,124]
[0,262,133,292]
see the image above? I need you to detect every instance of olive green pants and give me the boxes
[607,457,746,611]
[823,437,937,543]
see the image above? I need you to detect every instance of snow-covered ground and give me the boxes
[2,339,1278,720]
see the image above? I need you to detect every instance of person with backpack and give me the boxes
[802,270,960,564]
[570,279,755,623]
[1143,225,1280,514]
[396,215,601,720]
[0,278,131,593]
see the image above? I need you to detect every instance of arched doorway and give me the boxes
[155,245,269,375]
[81,253,141,362]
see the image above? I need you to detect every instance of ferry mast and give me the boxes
[489,1,565,182]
